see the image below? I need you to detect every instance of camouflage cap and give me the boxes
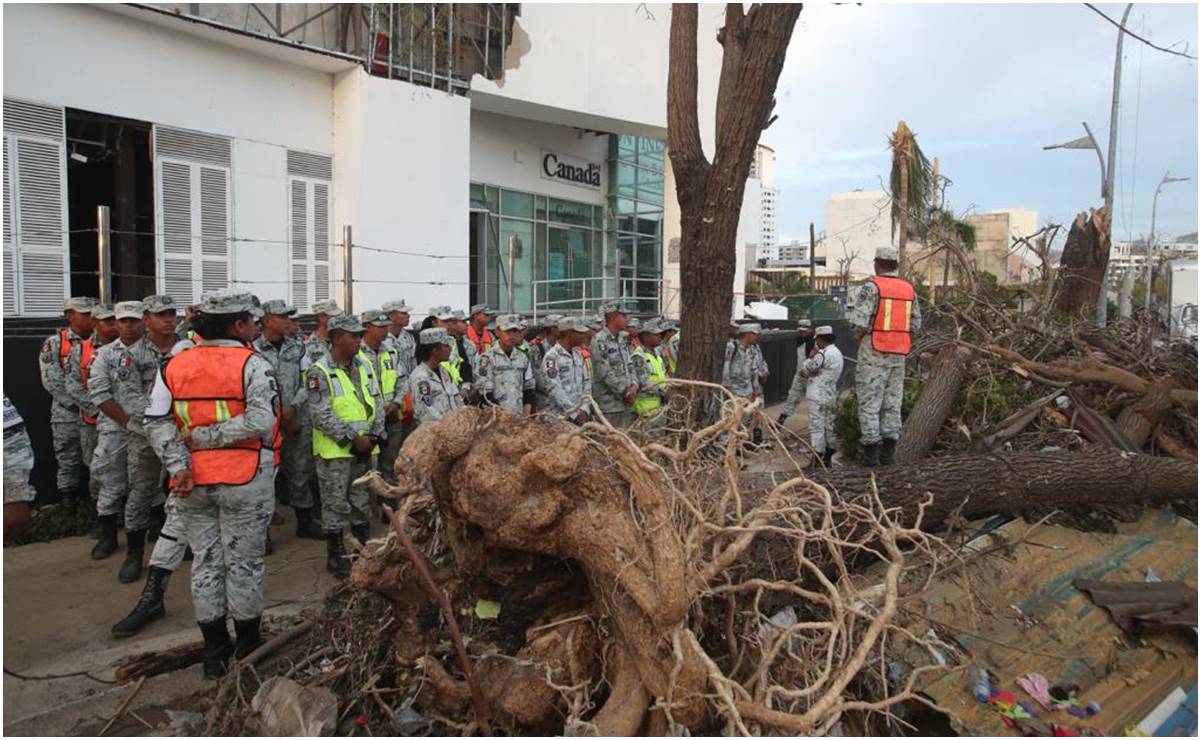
[599,300,627,317]
[876,245,899,262]
[360,309,392,327]
[114,301,144,321]
[418,327,452,346]
[434,306,455,320]
[640,319,667,335]
[93,304,116,321]
[495,314,525,331]
[588,315,604,330]
[737,322,763,335]
[797,319,813,329]
[448,309,467,322]
[311,299,342,316]
[558,316,590,333]
[382,300,412,314]
[328,314,365,334]
[142,294,177,314]
[64,296,95,314]
[248,295,264,320]
[469,303,497,317]
[262,299,296,317]
[626,316,642,332]
[540,313,564,329]
[199,290,256,316]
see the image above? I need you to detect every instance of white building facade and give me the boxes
[822,189,892,279]
[4,3,734,319]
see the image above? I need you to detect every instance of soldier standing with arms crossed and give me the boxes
[39,297,95,509]
[65,305,118,515]
[144,291,280,678]
[476,315,536,416]
[848,245,921,466]
[538,317,592,423]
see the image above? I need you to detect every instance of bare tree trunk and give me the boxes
[1052,207,1111,320]
[895,346,970,463]
[811,446,1195,530]
[668,3,802,384]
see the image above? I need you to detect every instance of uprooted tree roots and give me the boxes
[339,388,958,736]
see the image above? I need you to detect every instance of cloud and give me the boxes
[761,3,1198,242]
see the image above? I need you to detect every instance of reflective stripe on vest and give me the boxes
[632,349,666,416]
[165,345,273,486]
[58,328,72,369]
[359,348,398,397]
[311,360,379,460]
[578,347,592,379]
[440,356,463,385]
[80,338,97,425]
[869,276,915,355]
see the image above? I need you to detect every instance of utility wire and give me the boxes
[1084,3,1197,60]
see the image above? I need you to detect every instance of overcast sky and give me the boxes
[760,3,1198,245]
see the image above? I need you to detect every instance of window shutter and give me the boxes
[3,97,67,316]
[155,126,232,305]
[287,150,332,309]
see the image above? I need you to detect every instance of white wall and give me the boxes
[825,190,891,279]
[3,4,335,154]
[471,3,723,149]
[469,111,608,205]
[335,72,471,313]
[230,140,289,301]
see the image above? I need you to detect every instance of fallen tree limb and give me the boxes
[897,346,971,463]
[986,345,1198,405]
[809,447,1195,529]
[1118,380,1175,449]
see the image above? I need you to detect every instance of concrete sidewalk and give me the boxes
[3,512,340,735]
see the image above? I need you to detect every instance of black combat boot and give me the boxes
[91,514,119,560]
[351,523,370,547]
[862,442,881,467]
[880,438,897,466]
[325,531,350,578]
[198,619,234,679]
[294,507,323,540]
[119,529,146,583]
[233,616,263,659]
[822,448,835,468]
[111,566,170,637]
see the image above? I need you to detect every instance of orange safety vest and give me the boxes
[467,324,494,356]
[57,328,73,369]
[79,338,97,425]
[164,345,280,486]
[869,275,915,355]
[578,347,593,379]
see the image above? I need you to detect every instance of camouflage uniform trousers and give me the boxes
[4,426,37,504]
[95,431,165,531]
[807,398,838,453]
[148,495,188,571]
[50,407,83,491]
[280,423,315,509]
[599,407,634,429]
[175,466,274,622]
[378,417,407,484]
[80,421,100,498]
[855,360,904,445]
[316,455,374,533]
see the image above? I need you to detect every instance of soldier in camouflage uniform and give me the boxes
[798,326,844,468]
[88,302,147,563]
[632,320,670,428]
[4,395,37,542]
[381,300,415,482]
[778,319,816,424]
[39,296,95,507]
[304,299,342,365]
[254,300,321,539]
[66,304,118,506]
[358,309,406,483]
[848,245,921,466]
[409,328,463,425]
[589,302,637,428]
[722,323,763,399]
[538,316,592,423]
[477,314,536,416]
[658,320,680,375]
[306,314,385,577]
[144,290,279,678]
[101,295,180,583]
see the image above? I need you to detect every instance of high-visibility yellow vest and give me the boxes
[440,356,463,385]
[310,359,379,459]
[632,348,666,417]
[359,347,398,397]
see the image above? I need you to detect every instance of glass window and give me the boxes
[498,217,534,311]
[547,198,591,227]
[535,195,547,221]
[470,182,487,210]
[500,190,534,219]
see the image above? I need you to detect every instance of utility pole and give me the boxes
[808,222,816,290]
[342,224,353,314]
[1095,2,1133,328]
[1144,171,1190,315]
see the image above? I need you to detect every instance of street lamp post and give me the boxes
[1144,170,1191,316]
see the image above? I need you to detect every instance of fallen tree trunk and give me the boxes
[988,345,1198,405]
[810,446,1196,529]
[896,346,970,463]
[1117,380,1174,449]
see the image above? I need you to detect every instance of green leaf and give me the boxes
[474,599,502,620]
